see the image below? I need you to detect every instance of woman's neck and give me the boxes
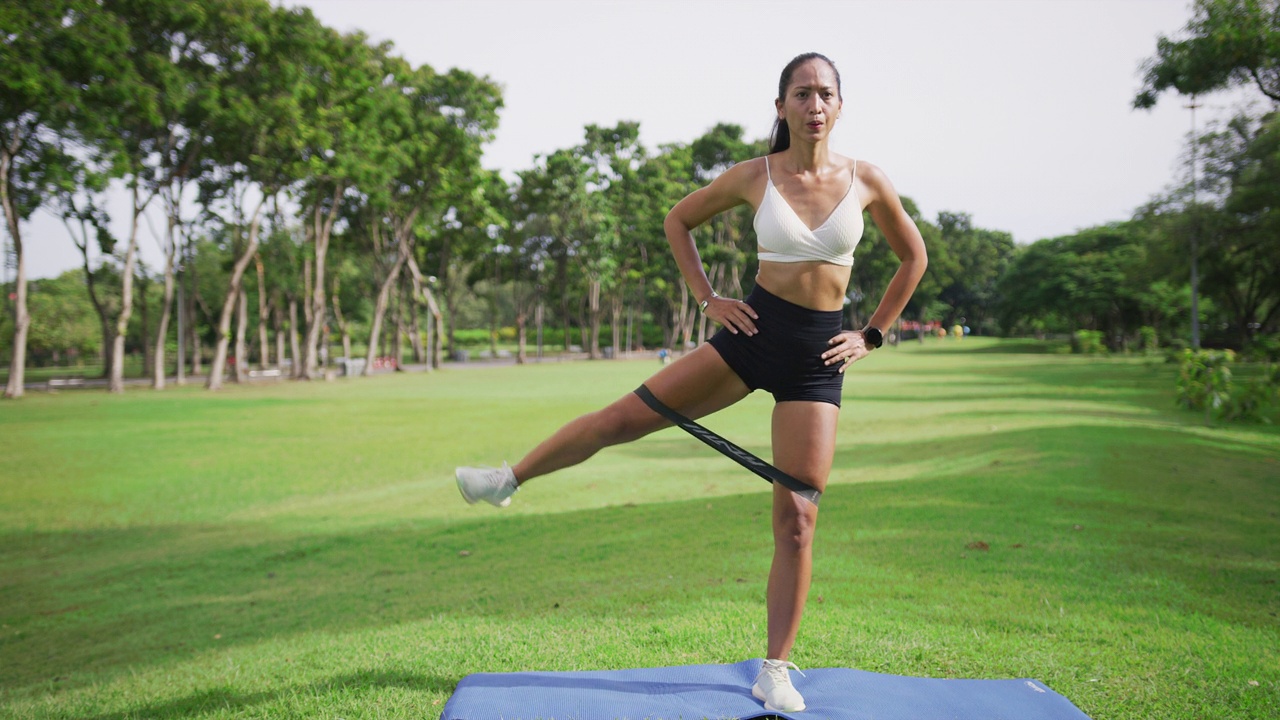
[784,139,831,174]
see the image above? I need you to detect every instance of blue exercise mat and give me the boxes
[441,659,1093,720]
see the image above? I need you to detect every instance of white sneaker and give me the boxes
[455,463,518,507]
[752,658,806,712]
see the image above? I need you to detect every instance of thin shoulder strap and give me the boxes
[851,158,858,185]
[764,156,772,184]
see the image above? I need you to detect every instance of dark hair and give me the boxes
[769,52,843,154]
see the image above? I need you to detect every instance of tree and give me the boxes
[997,223,1149,346]
[0,0,140,397]
[103,0,236,389]
[201,3,316,390]
[22,270,101,366]
[1194,112,1280,343]
[1135,0,1280,109]
[362,60,502,375]
[934,211,1016,333]
[689,124,756,345]
[633,142,699,349]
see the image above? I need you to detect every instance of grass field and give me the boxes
[0,337,1276,719]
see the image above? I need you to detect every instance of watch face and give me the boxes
[864,327,883,348]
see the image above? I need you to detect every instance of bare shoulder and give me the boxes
[852,159,901,207]
[720,155,769,190]
[668,156,768,228]
[701,155,770,208]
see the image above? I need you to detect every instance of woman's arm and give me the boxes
[663,159,762,335]
[861,162,928,333]
[821,161,927,371]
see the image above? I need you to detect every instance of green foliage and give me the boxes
[932,212,1016,332]
[1229,363,1280,422]
[1175,348,1279,422]
[1177,348,1236,420]
[1139,325,1160,351]
[1246,333,1280,362]
[1071,329,1106,354]
[998,223,1151,346]
[1134,0,1280,108]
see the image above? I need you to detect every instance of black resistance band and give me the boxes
[633,385,822,505]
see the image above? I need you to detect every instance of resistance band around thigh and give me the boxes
[633,385,822,505]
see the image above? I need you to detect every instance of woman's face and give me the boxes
[776,59,843,143]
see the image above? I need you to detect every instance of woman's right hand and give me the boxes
[705,296,759,336]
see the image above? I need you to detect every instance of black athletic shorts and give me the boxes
[707,284,846,407]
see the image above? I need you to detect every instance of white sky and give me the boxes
[14,0,1262,279]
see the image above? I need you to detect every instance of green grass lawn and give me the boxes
[0,337,1276,719]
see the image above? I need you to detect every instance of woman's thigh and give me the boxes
[642,342,752,420]
[770,400,840,491]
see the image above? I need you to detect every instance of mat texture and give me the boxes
[441,659,1093,720]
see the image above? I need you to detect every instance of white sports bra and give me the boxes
[754,157,864,266]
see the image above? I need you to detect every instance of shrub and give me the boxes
[1245,334,1280,363]
[1176,349,1279,424]
[1222,364,1280,423]
[1071,329,1106,354]
[1138,326,1159,352]
[1177,349,1234,422]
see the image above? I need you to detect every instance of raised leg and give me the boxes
[512,344,750,484]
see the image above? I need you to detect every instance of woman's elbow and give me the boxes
[664,207,691,235]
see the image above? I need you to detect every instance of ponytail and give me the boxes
[770,118,791,154]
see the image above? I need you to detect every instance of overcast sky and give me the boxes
[15,0,1261,279]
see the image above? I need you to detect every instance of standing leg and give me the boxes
[751,399,838,712]
[765,400,839,660]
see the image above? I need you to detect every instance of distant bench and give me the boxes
[248,369,282,379]
[46,377,86,390]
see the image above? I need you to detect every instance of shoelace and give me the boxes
[757,659,805,686]
[484,464,516,493]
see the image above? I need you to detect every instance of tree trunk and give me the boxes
[274,296,286,374]
[301,186,342,380]
[331,277,352,363]
[587,277,602,359]
[109,185,146,394]
[288,296,301,379]
[233,286,248,383]
[137,270,151,377]
[1,156,27,399]
[516,314,527,364]
[65,208,114,380]
[392,293,404,372]
[152,218,177,389]
[255,255,270,370]
[406,255,443,371]
[365,251,407,377]
[611,296,623,359]
[410,294,425,364]
[207,197,267,390]
[186,238,201,378]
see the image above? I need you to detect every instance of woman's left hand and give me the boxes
[821,330,872,373]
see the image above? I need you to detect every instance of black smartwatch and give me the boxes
[862,326,884,349]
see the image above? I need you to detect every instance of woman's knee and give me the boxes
[773,496,819,552]
[590,396,662,446]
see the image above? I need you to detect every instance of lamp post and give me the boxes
[1186,96,1202,349]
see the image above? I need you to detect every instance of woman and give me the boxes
[456,52,927,713]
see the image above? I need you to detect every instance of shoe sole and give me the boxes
[752,684,805,713]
